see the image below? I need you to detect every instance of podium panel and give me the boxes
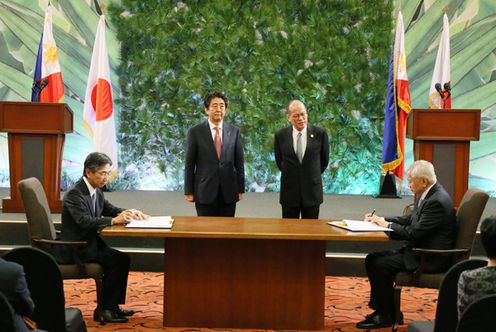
[0,102,73,213]
[407,109,480,206]
[407,109,480,141]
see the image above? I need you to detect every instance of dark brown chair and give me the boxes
[17,177,104,322]
[393,188,489,329]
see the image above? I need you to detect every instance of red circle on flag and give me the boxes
[91,79,113,120]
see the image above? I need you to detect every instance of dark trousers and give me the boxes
[365,250,407,316]
[281,204,320,219]
[195,189,236,217]
[95,245,130,310]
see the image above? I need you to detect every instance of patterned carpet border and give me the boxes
[64,272,437,332]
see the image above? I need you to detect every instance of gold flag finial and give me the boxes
[442,5,449,13]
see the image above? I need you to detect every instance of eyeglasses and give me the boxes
[290,112,307,119]
[95,170,112,178]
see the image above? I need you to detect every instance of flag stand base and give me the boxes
[375,171,401,199]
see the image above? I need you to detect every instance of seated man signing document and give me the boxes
[356,160,456,329]
[59,152,149,324]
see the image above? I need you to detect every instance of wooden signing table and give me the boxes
[102,216,388,330]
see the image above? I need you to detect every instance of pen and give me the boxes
[369,209,376,217]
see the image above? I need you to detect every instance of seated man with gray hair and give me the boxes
[356,160,456,329]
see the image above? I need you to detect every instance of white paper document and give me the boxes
[126,216,174,229]
[328,219,393,232]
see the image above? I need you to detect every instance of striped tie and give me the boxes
[296,132,303,163]
[214,126,222,159]
[92,193,97,216]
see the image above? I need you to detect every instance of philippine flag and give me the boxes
[31,5,64,103]
[381,11,411,180]
[83,15,118,178]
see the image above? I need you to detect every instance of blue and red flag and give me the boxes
[382,11,411,180]
[31,5,64,102]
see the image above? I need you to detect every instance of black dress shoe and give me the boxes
[365,310,378,319]
[356,311,392,329]
[395,311,404,325]
[93,309,128,323]
[115,307,135,316]
[93,308,105,325]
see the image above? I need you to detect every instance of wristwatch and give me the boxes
[388,222,393,229]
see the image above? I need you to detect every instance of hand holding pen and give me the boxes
[364,209,388,227]
[364,209,376,221]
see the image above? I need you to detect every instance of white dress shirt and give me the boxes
[83,176,97,197]
[418,182,436,205]
[208,120,223,143]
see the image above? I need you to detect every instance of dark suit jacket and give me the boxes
[274,125,329,207]
[184,121,245,204]
[0,258,35,332]
[386,182,456,272]
[59,178,124,263]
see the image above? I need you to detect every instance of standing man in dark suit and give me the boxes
[274,99,329,219]
[0,257,36,332]
[356,160,456,329]
[60,152,148,323]
[184,91,245,217]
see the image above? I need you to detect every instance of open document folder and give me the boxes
[328,220,393,232]
[126,216,174,229]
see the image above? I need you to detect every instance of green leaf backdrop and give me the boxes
[0,0,495,196]
[108,0,391,193]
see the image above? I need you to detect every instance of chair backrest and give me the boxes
[453,188,489,263]
[0,291,16,332]
[403,203,415,217]
[3,247,67,332]
[18,177,57,244]
[432,258,487,332]
[456,294,496,332]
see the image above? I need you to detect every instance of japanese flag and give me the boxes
[83,15,118,178]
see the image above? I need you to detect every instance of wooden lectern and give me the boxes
[406,109,481,206]
[0,101,73,213]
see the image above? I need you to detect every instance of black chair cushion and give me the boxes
[406,320,434,332]
[58,263,103,280]
[65,308,87,332]
[396,272,444,289]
